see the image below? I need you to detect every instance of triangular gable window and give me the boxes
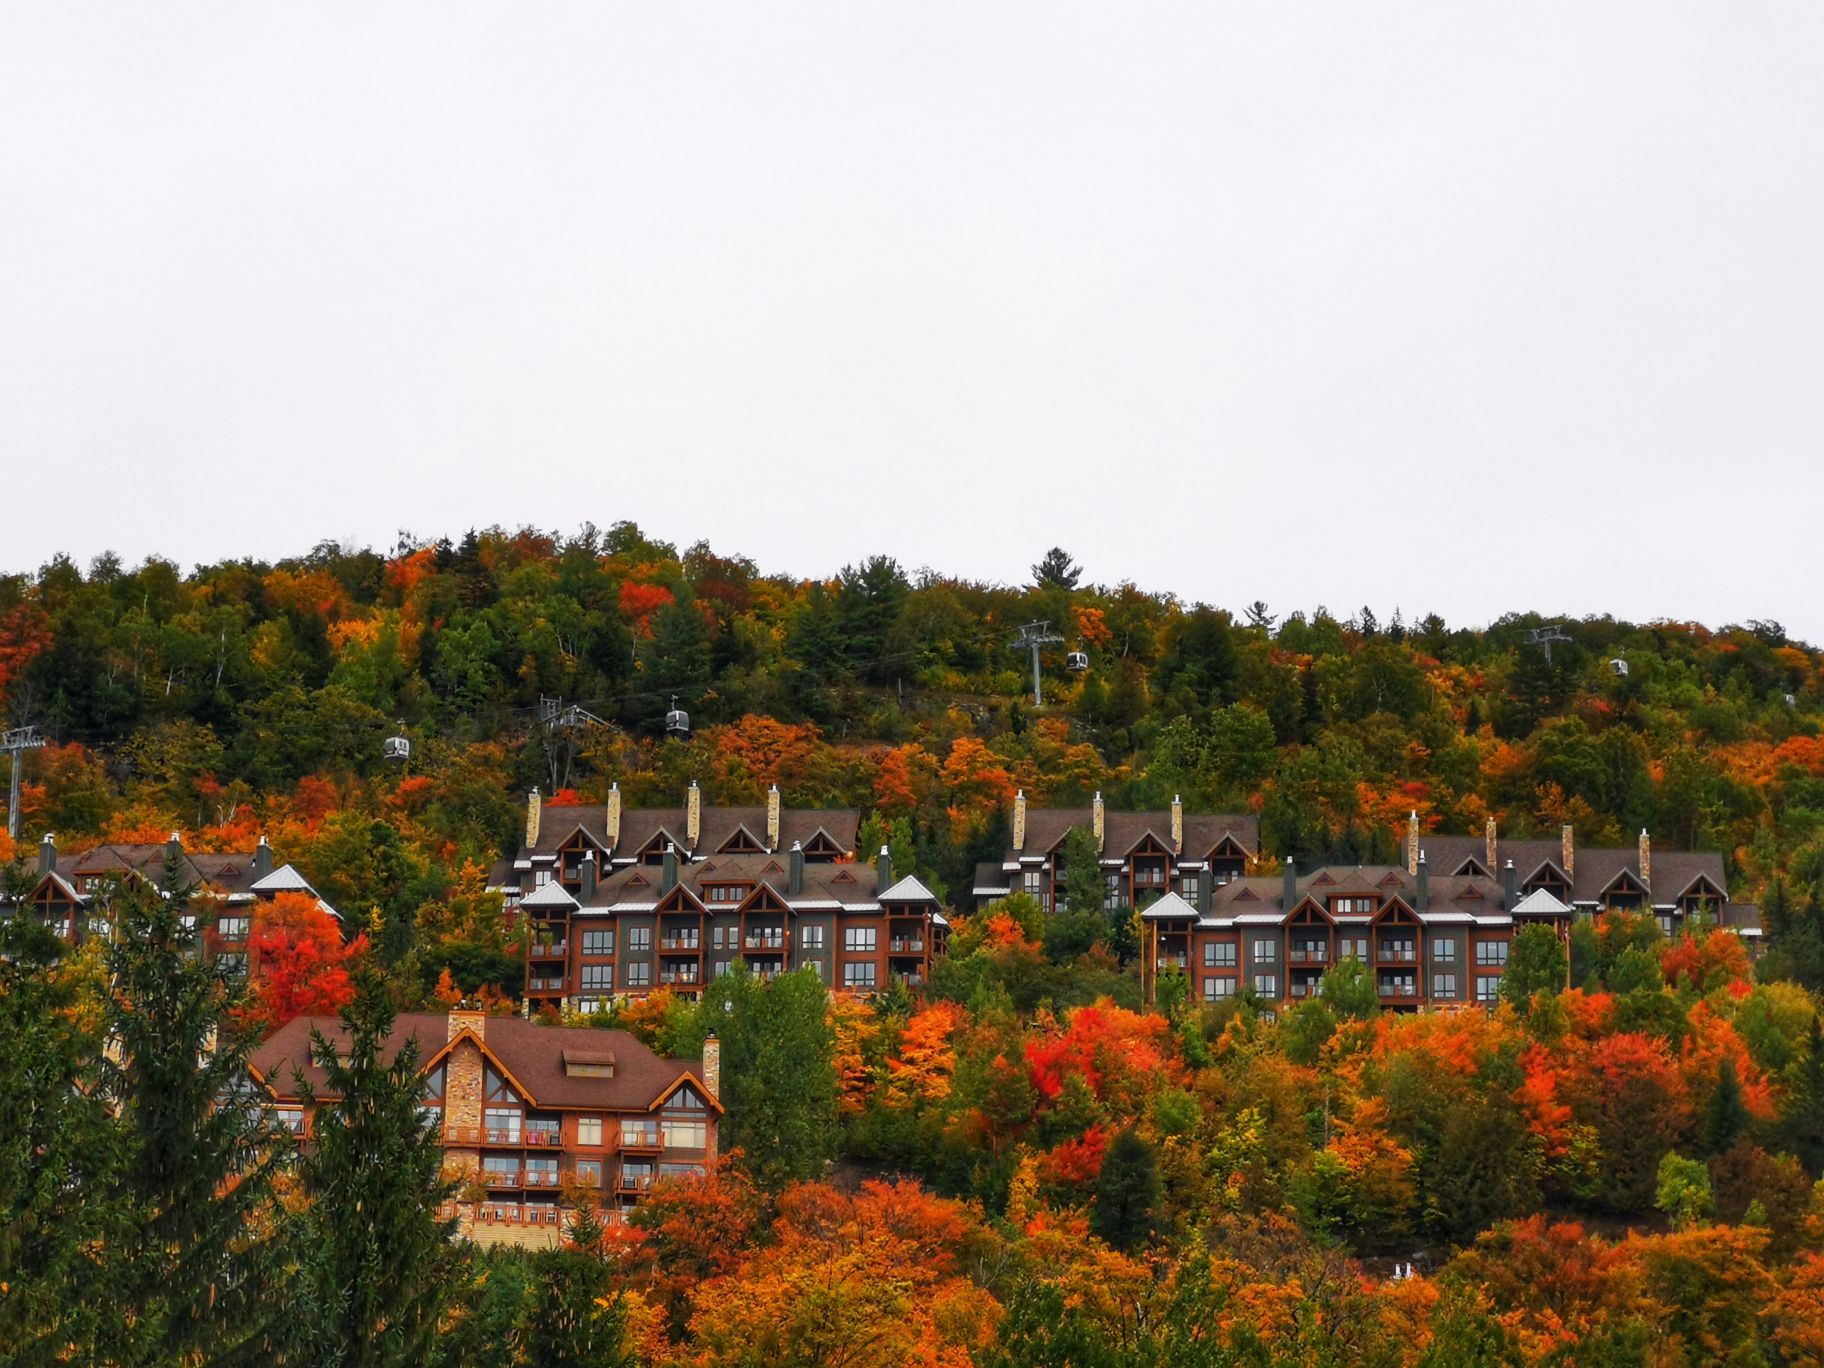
[1453,860,1490,879]
[831,868,856,885]
[626,872,650,888]
[1377,873,1404,888]
[1459,884,1484,900]
[761,860,785,875]
[719,827,764,854]
[1234,887,1258,901]
[1310,872,1336,887]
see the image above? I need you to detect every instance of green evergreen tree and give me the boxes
[1061,824,1106,917]
[0,915,125,1363]
[1780,1016,1824,1174]
[1701,1056,1751,1156]
[99,862,295,1365]
[1090,1128,1160,1252]
[520,1208,636,1366]
[298,967,460,1365]
[1319,956,1381,1020]
[1499,925,1570,1007]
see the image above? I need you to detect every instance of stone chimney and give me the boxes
[1503,859,1518,909]
[766,784,781,852]
[877,844,893,897]
[606,782,622,850]
[580,851,598,902]
[253,835,274,881]
[1012,790,1027,851]
[661,843,679,895]
[686,781,702,852]
[1561,823,1575,877]
[1484,816,1497,873]
[39,833,56,875]
[788,841,805,897]
[448,1004,486,1042]
[1406,811,1420,875]
[1092,791,1105,852]
[525,788,542,847]
[1416,851,1430,912]
[701,1031,721,1101]
[1170,795,1184,855]
[1282,857,1297,910]
[1638,829,1651,888]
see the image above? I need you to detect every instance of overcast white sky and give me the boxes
[4,5,1821,638]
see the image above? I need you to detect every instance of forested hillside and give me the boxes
[3,525,1821,906]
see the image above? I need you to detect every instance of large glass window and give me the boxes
[1251,939,1278,963]
[843,926,877,952]
[581,929,616,955]
[1204,942,1237,967]
[1252,974,1278,998]
[800,925,825,950]
[577,1116,603,1146]
[627,927,652,952]
[580,964,613,990]
[1475,941,1508,967]
[625,962,651,988]
[842,961,877,990]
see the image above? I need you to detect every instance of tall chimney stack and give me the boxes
[701,1031,721,1102]
[580,852,598,902]
[253,834,274,881]
[877,844,893,897]
[661,843,679,895]
[766,784,781,852]
[686,781,702,852]
[1503,858,1518,909]
[1638,829,1651,888]
[1562,823,1575,878]
[788,841,805,898]
[1282,857,1297,910]
[1012,790,1027,852]
[1406,811,1420,875]
[1416,851,1430,911]
[1171,795,1183,855]
[606,782,622,851]
[1092,791,1105,853]
[1484,816,1498,873]
[525,788,542,848]
[38,832,56,875]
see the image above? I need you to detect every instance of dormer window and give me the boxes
[563,1049,616,1078]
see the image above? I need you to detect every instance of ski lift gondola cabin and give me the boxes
[1609,659,1629,678]
[665,696,691,738]
[383,734,411,762]
[1065,649,1089,673]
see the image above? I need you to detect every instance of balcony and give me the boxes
[484,1170,520,1188]
[743,933,786,950]
[1376,946,1417,963]
[619,1128,662,1151]
[529,941,567,960]
[1288,945,1328,964]
[891,973,924,989]
[527,976,565,993]
[889,939,925,954]
[523,1128,561,1147]
[659,967,700,985]
[658,936,700,952]
[1157,955,1187,970]
[484,1128,523,1146]
[522,1169,560,1188]
[617,1171,656,1194]
[1378,983,1419,999]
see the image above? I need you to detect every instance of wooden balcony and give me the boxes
[1288,945,1329,964]
[618,1129,662,1152]
[529,942,567,959]
[658,937,700,952]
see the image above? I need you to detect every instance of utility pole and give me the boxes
[2,726,45,841]
[1010,621,1064,707]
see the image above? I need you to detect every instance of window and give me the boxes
[1022,870,1042,897]
[580,964,613,991]
[842,961,877,990]
[712,925,733,950]
[1432,939,1456,963]
[573,1159,603,1188]
[484,1107,521,1143]
[1656,913,1675,936]
[1251,939,1278,963]
[1475,941,1508,967]
[1204,941,1237,968]
[1336,937,1368,961]
[575,997,602,1015]
[217,916,250,940]
[1252,974,1279,998]
[1181,873,1200,902]
[843,926,877,953]
[534,869,552,887]
[707,885,744,904]
[581,929,616,955]
[215,952,248,979]
[711,959,731,979]
[1203,977,1237,1001]
[577,1117,603,1146]
[484,1155,519,1184]
[1431,973,1457,998]
[1331,897,1375,915]
[800,925,825,950]
[1476,975,1501,1003]
[525,1156,558,1188]
[627,927,652,952]
[274,1106,305,1135]
[625,962,651,988]
[1104,871,1122,912]
[621,1119,661,1147]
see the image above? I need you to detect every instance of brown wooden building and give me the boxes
[248,1007,721,1247]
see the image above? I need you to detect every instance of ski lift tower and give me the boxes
[1525,623,1572,665]
[2,726,45,841]
[1010,621,1065,707]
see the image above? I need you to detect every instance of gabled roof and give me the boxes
[878,875,939,904]
[1140,891,1200,921]
[1511,887,1572,917]
[520,881,580,911]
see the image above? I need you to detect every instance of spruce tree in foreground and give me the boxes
[100,862,295,1365]
[0,913,125,1363]
[1090,1128,1160,1252]
[520,1207,637,1366]
[298,966,459,1365]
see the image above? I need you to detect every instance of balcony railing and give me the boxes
[1378,983,1419,998]
[443,1124,481,1145]
[1289,946,1329,963]
[484,1170,519,1188]
[1376,947,1417,962]
[528,976,565,992]
[468,1202,566,1226]
[529,942,567,959]
[617,1171,656,1193]
[743,933,786,949]
[659,968,700,985]
[619,1128,662,1149]
[523,1169,560,1187]
[889,939,925,953]
[658,936,700,951]
[1157,955,1187,970]
[892,973,924,988]
[523,1129,561,1147]
[484,1128,523,1146]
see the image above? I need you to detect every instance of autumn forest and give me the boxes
[7,526,1824,1365]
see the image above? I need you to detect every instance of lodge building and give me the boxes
[498,785,948,1010]
[970,791,1260,914]
[1140,817,1760,1011]
[7,831,337,976]
[248,1006,721,1247]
